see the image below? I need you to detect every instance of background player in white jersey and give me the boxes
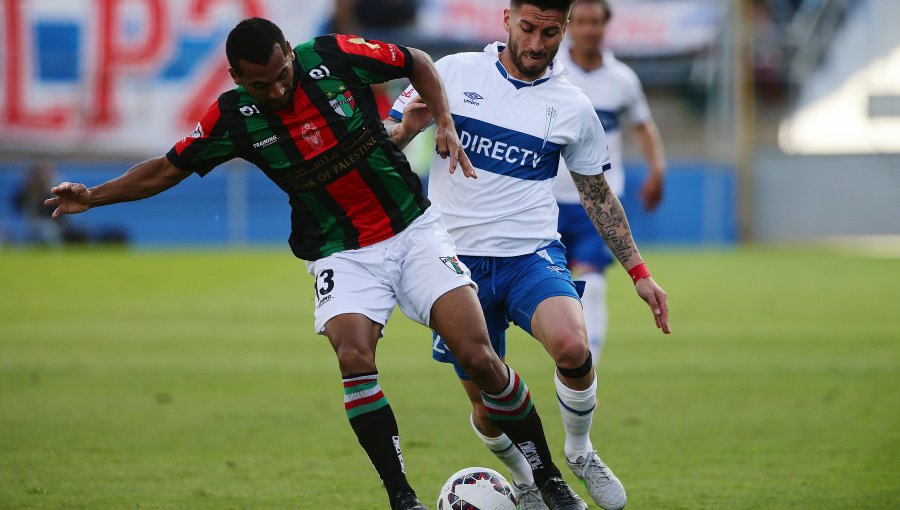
[385,1,669,509]
[553,0,668,365]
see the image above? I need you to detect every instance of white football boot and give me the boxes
[566,452,627,510]
[513,481,549,510]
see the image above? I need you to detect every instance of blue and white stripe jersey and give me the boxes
[552,49,651,203]
[390,42,611,257]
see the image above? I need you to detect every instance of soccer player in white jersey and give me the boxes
[553,0,668,366]
[385,1,669,509]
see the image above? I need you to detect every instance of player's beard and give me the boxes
[506,38,557,81]
[267,90,294,111]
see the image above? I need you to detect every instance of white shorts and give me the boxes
[305,206,475,334]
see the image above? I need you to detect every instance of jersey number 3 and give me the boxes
[314,269,335,299]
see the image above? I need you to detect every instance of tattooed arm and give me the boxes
[571,171,640,268]
[572,171,671,334]
[383,116,418,150]
[384,96,433,150]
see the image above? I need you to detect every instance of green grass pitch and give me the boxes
[1,247,898,509]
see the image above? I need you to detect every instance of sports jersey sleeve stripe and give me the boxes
[388,84,419,121]
[166,95,237,175]
[327,35,413,84]
[333,34,410,69]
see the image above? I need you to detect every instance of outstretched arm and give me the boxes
[572,171,670,334]
[404,48,475,178]
[44,156,192,218]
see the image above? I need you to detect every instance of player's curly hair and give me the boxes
[510,0,577,13]
[226,17,289,74]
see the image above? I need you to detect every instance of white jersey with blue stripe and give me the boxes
[552,49,651,204]
[390,42,611,257]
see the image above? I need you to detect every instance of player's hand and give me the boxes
[434,119,476,179]
[638,171,664,212]
[401,97,433,135]
[635,277,670,334]
[44,182,91,218]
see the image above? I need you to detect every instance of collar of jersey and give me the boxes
[561,46,618,75]
[486,42,565,90]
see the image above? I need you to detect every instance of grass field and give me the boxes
[1,246,898,509]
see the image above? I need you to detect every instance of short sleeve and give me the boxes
[331,34,413,85]
[166,99,237,176]
[388,85,419,120]
[561,95,612,176]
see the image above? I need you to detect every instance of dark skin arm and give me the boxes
[572,171,670,334]
[385,48,476,177]
[44,156,192,218]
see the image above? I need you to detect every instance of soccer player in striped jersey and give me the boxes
[386,1,670,509]
[45,17,583,510]
[553,0,668,366]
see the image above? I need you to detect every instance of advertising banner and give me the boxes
[1,0,720,156]
[1,0,329,156]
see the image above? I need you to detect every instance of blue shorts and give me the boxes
[557,202,614,271]
[431,241,583,380]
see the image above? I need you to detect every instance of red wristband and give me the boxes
[628,263,651,284]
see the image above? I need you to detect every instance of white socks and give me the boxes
[555,370,597,462]
[580,271,608,363]
[469,414,535,486]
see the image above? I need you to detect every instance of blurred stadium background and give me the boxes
[2,0,897,247]
[1,1,899,509]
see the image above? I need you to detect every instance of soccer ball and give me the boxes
[436,467,517,510]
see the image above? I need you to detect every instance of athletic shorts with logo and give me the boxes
[432,240,584,379]
[306,206,475,334]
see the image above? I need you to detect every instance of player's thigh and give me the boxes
[505,242,582,336]
[306,253,396,335]
[432,302,509,381]
[394,213,475,327]
[530,295,589,366]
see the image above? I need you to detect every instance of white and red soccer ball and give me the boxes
[436,467,517,510]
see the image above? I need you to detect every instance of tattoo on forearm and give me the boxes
[383,119,413,149]
[572,172,637,266]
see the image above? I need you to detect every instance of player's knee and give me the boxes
[335,343,376,373]
[551,330,591,370]
[455,343,498,381]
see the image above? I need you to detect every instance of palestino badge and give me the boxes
[440,256,464,275]
[326,85,355,117]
